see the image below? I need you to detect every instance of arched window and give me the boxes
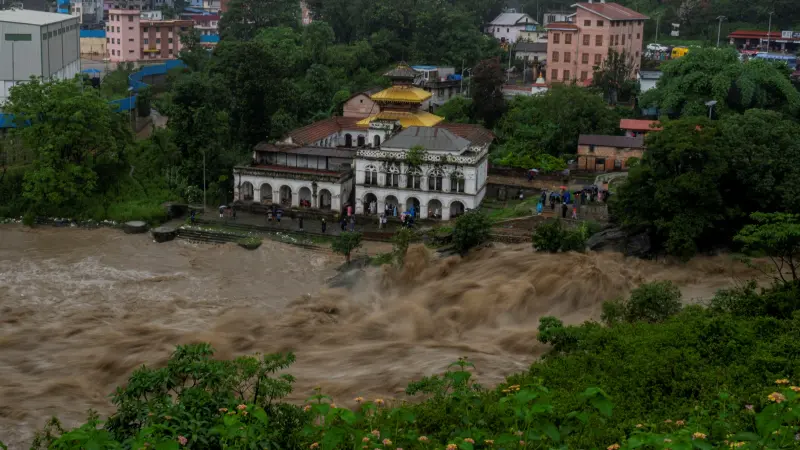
[450,171,465,193]
[357,135,366,147]
[364,164,378,186]
[385,163,400,187]
[406,166,422,189]
[345,134,353,147]
[374,135,381,147]
[428,167,444,192]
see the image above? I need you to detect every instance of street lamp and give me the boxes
[462,68,473,98]
[705,100,717,120]
[716,16,726,48]
[765,11,774,52]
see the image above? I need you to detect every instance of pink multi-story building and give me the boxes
[545,1,647,85]
[106,9,193,62]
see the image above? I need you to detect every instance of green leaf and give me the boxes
[155,441,179,450]
[253,407,268,424]
[541,422,560,442]
[590,396,613,417]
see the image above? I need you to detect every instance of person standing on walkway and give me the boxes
[349,215,356,231]
[321,217,327,234]
[298,215,304,231]
[561,202,568,219]
[340,216,346,231]
[571,205,577,220]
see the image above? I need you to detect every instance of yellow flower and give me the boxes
[791,386,800,392]
[218,408,228,413]
[607,444,621,450]
[309,443,319,449]
[382,439,392,446]
[418,436,428,442]
[484,440,494,445]
[675,420,685,426]
[729,442,746,448]
[330,403,336,409]
[375,398,385,406]
[768,392,787,403]
[775,378,790,385]
[635,424,643,428]
[464,438,475,444]
[692,432,707,440]
[446,444,457,450]
[355,396,365,403]
[303,405,312,412]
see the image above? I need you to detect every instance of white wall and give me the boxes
[489,24,526,43]
[234,173,347,212]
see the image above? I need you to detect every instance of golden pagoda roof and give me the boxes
[371,86,432,104]
[356,110,444,128]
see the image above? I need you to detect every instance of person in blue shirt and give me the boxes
[536,202,543,215]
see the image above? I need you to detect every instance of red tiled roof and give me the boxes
[619,119,662,132]
[287,117,367,145]
[574,2,648,21]
[435,123,495,146]
[728,30,781,39]
[546,21,579,30]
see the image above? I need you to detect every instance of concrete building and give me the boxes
[354,124,493,220]
[515,41,547,64]
[546,1,647,85]
[542,10,573,26]
[0,9,80,104]
[577,134,644,172]
[486,11,538,44]
[343,88,381,119]
[79,28,105,55]
[410,65,462,111]
[637,70,661,93]
[184,12,218,35]
[106,9,191,61]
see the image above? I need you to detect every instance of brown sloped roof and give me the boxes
[384,65,418,79]
[435,123,496,146]
[287,117,366,145]
[578,134,645,148]
[574,2,649,21]
[254,143,355,159]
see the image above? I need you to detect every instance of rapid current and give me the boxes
[0,225,757,448]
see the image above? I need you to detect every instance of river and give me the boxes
[0,225,755,448]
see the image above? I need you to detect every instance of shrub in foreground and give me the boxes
[451,210,491,254]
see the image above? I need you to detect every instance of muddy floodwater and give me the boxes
[0,225,756,448]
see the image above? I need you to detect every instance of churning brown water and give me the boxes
[0,225,756,448]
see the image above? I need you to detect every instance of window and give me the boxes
[551,68,558,80]
[5,33,32,41]
[563,69,570,80]
[580,71,588,81]
[622,34,625,44]
[588,145,596,153]
[582,53,589,63]
[428,168,444,192]
[156,38,161,44]
[111,49,115,55]
[144,38,148,44]
[155,27,160,32]
[406,167,422,189]
[169,49,173,54]
[552,33,560,44]
[450,171,465,193]
[597,20,603,26]
[129,49,134,53]
[106,37,109,43]
[364,165,378,186]
[584,19,591,26]
[614,159,622,169]
[128,38,133,41]
[594,54,602,65]
[144,27,148,32]
[615,35,619,45]
[548,14,555,22]
[386,164,400,187]
[636,32,640,39]
[564,51,571,63]
[565,33,572,44]
[635,51,639,58]
[552,51,559,62]
[117,27,120,32]
[595,35,602,46]
[129,26,133,30]
[582,34,590,46]
[506,28,509,32]
[168,38,173,43]
[128,15,133,21]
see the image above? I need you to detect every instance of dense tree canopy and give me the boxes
[640,48,800,118]
[219,0,300,40]
[613,110,800,258]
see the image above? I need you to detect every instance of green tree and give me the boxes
[405,144,428,168]
[471,57,506,128]
[135,86,152,118]
[640,48,800,117]
[177,28,208,71]
[591,48,638,105]
[391,227,414,266]
[219,0,300,41]
[436,96,474,123]
[451,209,492,254]
[332,231,363,263]
[4,78,131,211]
[735,212,800,282]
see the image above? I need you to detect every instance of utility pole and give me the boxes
[654,14,660,44]
[765,11,774,52]
[202,149,206,211]
[507,42,513,83]
[716,16,726,48]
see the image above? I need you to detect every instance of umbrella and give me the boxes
[560,186,566,190]
[82,68,102,74]
[528,168,540,173]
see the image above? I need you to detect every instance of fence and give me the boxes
[1,60,186,125]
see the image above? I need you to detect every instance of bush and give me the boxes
[391,227,415,265]
[451,210,492,254]
[331,231,363,263]
[237,236,262,250]
[601,281,682,325]
[22,211,35,226]
[710,280,800,319]
[532,220,589,253]
[106,200,168,225]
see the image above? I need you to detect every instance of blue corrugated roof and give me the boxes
[80,29,106,38]
[199,35,219,43]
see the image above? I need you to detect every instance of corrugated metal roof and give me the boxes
[384,65,418,79]
[0,9,77,25]
[515,42,547,53]
[619,119,661,132]
[287,117,367,145]
[383,126,470,152]
[435,123,495,147]
[490,12,537,25]
[578,134,645,148]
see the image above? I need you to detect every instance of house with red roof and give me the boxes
[546,1,648,85]
[620,119,661,137]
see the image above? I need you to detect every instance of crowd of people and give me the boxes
[536,185,611,220]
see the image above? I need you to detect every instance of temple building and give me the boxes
[232,64,494,220]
